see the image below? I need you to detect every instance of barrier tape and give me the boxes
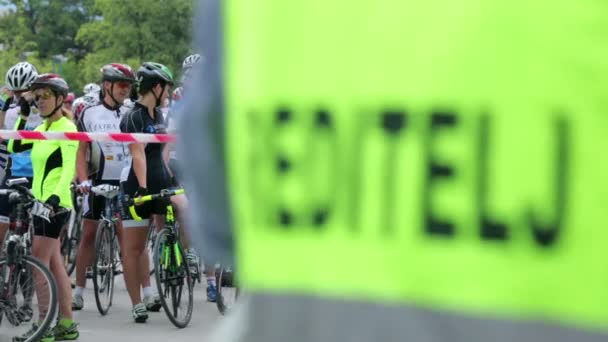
[0,130,175,143]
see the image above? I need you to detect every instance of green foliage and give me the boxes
[0,0,194,95]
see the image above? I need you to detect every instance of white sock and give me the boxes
[142,286,155,298]
[73,286,85,297]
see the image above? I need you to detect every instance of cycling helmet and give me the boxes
[101,63,136,83]
[182,54,202,70]
[83,83,101,95]
[5,62,38,91]
[137,62,174,85]
[30,73,69,97]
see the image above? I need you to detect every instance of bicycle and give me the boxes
[90,184,122,316]
[215,265,240,315]
[146,221,157,276]
[60,184,84,277]
[0,178,60,342]
[125,188,194,328]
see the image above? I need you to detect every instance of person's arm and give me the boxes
[162,144,174,179]
[121,113,147,190]
[128,143,147,188]
[53,137,78,203]
[0,91,13,128]
[76,142,90,183]
[75,112,91,189]
[8,116,33,153]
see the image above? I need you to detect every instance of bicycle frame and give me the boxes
[160,204,184,269]
[127,189,186,270]
[65,189,84,241]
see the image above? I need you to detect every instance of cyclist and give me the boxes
[63,92,75,113]
[181,53,201,83]
[71,84,100,121]
[72,63,160,312]
[72,93,97,121]
[10,73,79,341]
[82,83,100,96]
[0,86,13,182]
[166,53,217,301]
[0,62,40,247]
[119,62,175,323]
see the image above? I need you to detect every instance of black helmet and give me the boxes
[137,62,174,85]
[30,73,69,97]
[101,63,137,83]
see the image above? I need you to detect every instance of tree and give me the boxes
[0,0,195,94]
[77,0,194,80]
[0,0,96,59]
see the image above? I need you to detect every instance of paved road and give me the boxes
[2,274,226,341]
[73,274,224,341]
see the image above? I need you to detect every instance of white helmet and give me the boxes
[182,54,202,70]
[5,62,38,91]
[83,83,101,95]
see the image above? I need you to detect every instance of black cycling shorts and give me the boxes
[84,180,121,221]
[120,181,169,227]
[33,209,70,239]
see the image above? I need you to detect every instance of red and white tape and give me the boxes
[0,130,175,143]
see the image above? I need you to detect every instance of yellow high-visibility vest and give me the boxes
[225,0,608,331]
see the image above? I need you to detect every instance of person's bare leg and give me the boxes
[50,241,74,319]
[0,222,8,251]
[74,219,97,289]
[122,225,148,306]
[32,235,55,321]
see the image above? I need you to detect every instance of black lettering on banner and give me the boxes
[275,107,293,228]
[381,110,407,236]
[272,107,338,230]
[477,114,568,247]
[261,105,567,248]
[311,108,335,230]
[527,116,568,247]
[478,114,509,240]
[424,111,457,237]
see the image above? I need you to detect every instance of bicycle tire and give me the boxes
[0,255,58,342]
[216,266,240,315]
[92,220,115,315]
[63,208,83,277]
[154,228,194,328]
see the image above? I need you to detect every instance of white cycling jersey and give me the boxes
[77,99,130,181]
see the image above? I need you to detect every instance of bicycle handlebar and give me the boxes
[124,188,185,221]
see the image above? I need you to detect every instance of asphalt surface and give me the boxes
[1,273,227,341]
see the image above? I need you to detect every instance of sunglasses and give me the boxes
[34,91,54,102]
[115,81,132,89]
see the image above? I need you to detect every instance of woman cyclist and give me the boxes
[11,73,79,341]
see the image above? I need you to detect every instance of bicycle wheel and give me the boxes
[154,228,194,328]
[0,255,58,342]
[92,220,115,315]
[216,266,240,315]
[63,208,82,276]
